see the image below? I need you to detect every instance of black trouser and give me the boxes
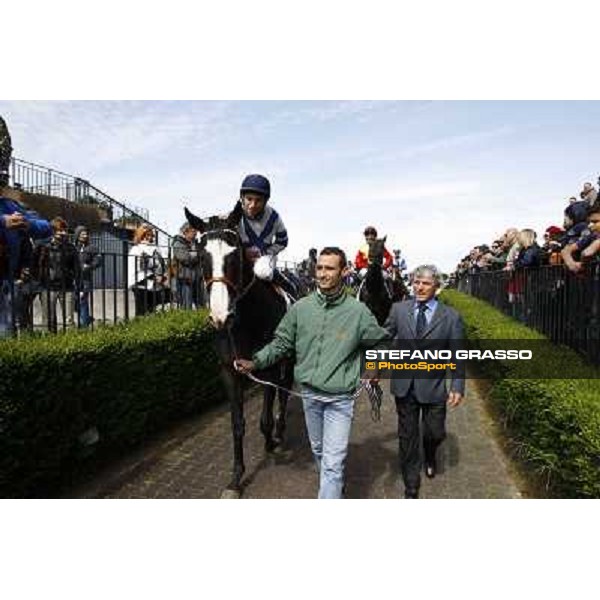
[134,288,158,316]
[395,391,447,491]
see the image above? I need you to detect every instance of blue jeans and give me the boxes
[301,386,355,499]
[177,280,193,309]
[78,281,92,327]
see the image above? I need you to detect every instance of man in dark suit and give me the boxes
[384,264,465,499]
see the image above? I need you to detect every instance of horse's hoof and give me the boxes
[273,437,286,451]
[264,442,276,454]
[221,488,241,499]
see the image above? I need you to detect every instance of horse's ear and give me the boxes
[184,207,206,233]
[382,235,387,243]
[225,200,243,230]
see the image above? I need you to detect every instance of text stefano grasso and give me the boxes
[364,349,533,361]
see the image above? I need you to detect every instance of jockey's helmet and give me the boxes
[363,226,377,237]
[240,174,271,201]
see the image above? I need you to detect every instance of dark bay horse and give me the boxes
[184,202,293,497]
[358,236,406,325]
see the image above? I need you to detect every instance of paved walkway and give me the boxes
[68,377,525,499]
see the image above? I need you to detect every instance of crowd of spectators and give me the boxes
[1,207,118,335]
[128,222,208,317]
[451,179,600,324]
[0,198,213,337]
[454,179,600,279]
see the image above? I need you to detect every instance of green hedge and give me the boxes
[441,289,600,498]
[0,310,224,498]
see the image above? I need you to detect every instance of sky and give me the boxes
[1,100,599,272]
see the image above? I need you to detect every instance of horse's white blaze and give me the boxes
[206,238,235,325]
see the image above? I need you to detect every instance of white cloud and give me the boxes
[366,126,516,165]
[0,101,236,174]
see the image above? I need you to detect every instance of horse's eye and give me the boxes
[224,232,238,246]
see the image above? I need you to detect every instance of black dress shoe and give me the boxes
[404,488,419,499]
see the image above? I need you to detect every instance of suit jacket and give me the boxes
[384,298,465,403]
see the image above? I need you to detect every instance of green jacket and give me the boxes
[253,290,388,394]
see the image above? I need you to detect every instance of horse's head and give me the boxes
[367,235,387,267]
[184,201,247,329]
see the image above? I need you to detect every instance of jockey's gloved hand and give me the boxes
[245,247,261,262]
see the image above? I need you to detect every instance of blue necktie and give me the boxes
[416,302,428,338]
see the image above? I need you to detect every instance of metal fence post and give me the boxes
[123,240,129,321]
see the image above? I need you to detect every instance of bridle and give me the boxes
[199,228,256,309]
[367,240,384,267]
[204,275,240,295]
[199,227,257,369]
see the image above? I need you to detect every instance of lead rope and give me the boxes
[239,370,384,422]
[228,320,383,422]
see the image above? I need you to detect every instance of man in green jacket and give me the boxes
[235,247,387,498]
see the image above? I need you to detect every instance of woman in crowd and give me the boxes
[128,224,169,317]
[510,229,541,322]
[514,229,541,269]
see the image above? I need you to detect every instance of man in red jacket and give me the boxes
[355,226,393,279]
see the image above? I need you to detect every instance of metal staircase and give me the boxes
[7,157,171,247]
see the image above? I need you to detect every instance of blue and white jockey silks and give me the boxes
[238,205,289,280]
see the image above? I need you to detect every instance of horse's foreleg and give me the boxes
[223,369,245,493]
[274,391,288,444]
[260,386,276,453]
[274,363,292,443]
[230,393,246,490]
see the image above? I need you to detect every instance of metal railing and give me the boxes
[8,157,170,246]
[1,247,201,337]
[1,245,303,339]
[456,264,600,365]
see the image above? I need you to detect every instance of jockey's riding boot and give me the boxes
[273,270,298,301]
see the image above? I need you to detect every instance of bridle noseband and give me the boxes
[204,275,240,294]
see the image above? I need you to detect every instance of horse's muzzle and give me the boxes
[209,313,233,330]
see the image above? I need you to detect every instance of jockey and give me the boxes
[237,173,297,299]
[393,248,407,272]
[305,247,317,279]
[355,226,393,279]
